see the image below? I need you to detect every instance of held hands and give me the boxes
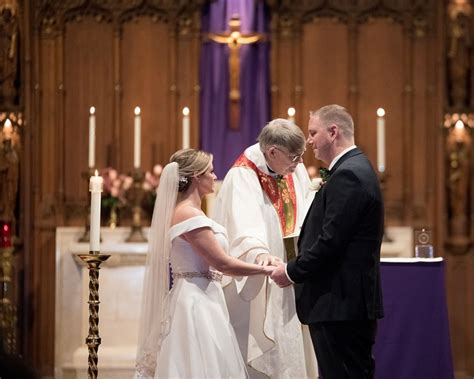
[255,253,282,267]
[270,262,292,288]
[255,253,281,276]
[261,265,276,275]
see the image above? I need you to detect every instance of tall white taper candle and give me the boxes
[3,119,13,140]
[376,108,386,173]
[454,119,465,142]
[134,106,141,169]
[287,107,296,123]
[89,170,103,251]
[89,107,96,168]
[182,107,190,149]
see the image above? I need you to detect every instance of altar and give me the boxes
[55,227,149,379]
[55,225,420,378]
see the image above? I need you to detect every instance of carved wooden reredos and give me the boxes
[30,0,439,226]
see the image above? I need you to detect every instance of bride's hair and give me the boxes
[170,149,212,192]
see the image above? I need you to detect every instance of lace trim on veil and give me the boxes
[134,162,179,378]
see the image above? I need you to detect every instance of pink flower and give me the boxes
[108,169,118,181]
[123,176,133,190]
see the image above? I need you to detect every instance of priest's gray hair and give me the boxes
[310,104,354,139]
[258,118,306,155]
[170,149,212,192]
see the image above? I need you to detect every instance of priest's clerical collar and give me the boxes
[266,165,283,179]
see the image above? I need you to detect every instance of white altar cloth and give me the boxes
[55,227,149,379]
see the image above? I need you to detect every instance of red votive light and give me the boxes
[0,221,12,248]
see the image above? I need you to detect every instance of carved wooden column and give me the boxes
[445,0,473,254]
[444,113,473,254]
[444,1,474,376]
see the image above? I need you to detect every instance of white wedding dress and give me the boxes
[154,215,248,378]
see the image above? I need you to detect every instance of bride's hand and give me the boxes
[261,265,276,275]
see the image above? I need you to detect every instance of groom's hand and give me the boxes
[271,262,292,287]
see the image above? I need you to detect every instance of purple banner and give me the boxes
[200,0,270,178]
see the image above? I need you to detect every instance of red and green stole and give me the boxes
[233,154,297,236]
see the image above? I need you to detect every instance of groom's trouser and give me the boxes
[309,320,377,379]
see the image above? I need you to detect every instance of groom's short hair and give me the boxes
[311,104,354,139]
[258,118,306,155]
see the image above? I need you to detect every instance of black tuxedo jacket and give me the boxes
[287,148,384,324]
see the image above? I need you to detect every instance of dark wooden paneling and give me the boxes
[301,19,349,167]
[357,20,405,220]
[64,19,114,202]
[39,38,59,208]
[301,20,349,112]
[120,19,171,173]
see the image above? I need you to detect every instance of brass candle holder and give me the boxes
[126,169,147,242]
[77,251,110,379]
[378,171,393,243]
[79,168,97,243]
[0,244,17,354]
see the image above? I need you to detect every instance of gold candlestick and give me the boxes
[126,169,147,242]
[79,168,97,243]
[77,251,110,379]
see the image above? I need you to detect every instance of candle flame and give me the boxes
[287,107,296,117]
[90,106,95,115]
[182,107,190,116]
[134,106,141,115]
[4,119,12,129]
[376,108,385,117]
[94,169,99,176]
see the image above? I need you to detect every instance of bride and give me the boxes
[135,149,275,378]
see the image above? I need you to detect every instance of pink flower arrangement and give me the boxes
[142,164,163,216]
[100,168,133,208]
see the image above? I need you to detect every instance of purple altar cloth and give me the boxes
[374,261,454,379]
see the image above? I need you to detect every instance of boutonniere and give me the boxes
[319,168,331,183]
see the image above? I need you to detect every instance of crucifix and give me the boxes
[207,14,264,129]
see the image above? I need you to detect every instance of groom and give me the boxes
[271,104,384,378]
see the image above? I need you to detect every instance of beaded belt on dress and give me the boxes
[172,270,223,282]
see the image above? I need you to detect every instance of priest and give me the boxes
[213,118,318,378]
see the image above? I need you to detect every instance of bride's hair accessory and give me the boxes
[178,176,190,192]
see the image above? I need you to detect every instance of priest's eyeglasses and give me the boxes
[273,146,305,163]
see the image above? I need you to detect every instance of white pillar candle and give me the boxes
[3,119,13,140]
[376,108,386,173]
[182,107,190,149]
[89,170,103,251]
[287,107,296,123]
[88,107,96,168]
[454,119,465,142]
[134,106,141,169]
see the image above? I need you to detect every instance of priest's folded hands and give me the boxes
[255,253,282,266]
